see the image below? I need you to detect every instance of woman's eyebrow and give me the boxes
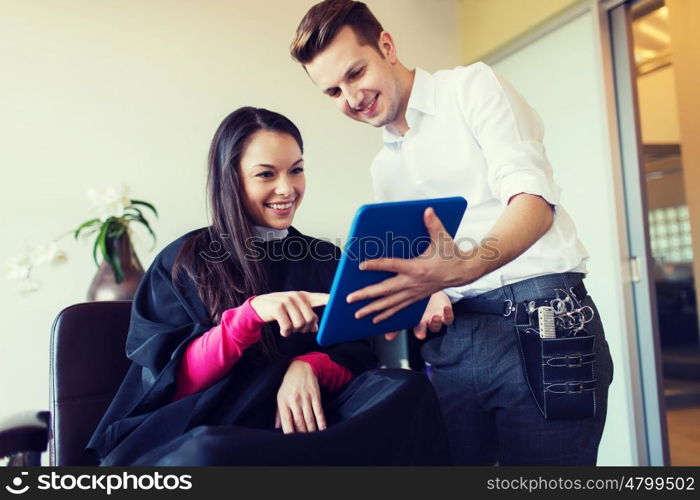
[251,158,303,169]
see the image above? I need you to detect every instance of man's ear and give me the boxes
[378,31,398,63]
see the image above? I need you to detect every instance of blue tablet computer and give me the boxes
[316,196,467,346]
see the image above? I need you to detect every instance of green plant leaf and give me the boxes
[129,213,157,250]
[92,238,100,268]
[101,220,117,261]
[74,218,101,240]
[124,206,147,223]
[109,221,126,240]
[92,222,110,268]
[82,227,99,238]
[124,206,143,216]
[105,235,124,284]
[130,199,158,218]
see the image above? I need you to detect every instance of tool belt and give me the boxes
[453,279,597,420]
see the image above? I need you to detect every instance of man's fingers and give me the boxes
[274,409,281,429]
[367,294,409,322]
[374,296,418,324]
[358,257,409,274]
[311,396,327,431]
[428,314,443,333]
[354,289,412,322]
[424,207,449,242]
[443,305,455,324]
[413,321,428,340]
[346,275,404,305]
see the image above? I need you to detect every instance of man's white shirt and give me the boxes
[371,62,588,300]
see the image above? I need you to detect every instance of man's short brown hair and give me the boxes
[290,0,384,64]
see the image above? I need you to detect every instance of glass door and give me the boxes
[612,0,700,465]
[631,0,700,467]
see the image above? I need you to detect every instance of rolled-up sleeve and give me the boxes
[458,63,561,207]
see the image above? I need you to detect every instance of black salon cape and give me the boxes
[86,226,450,466]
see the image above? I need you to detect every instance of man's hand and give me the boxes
[413,291,454,339]
[384,292,454,341]
[347,207,472,324]
[275,360,326,434]
[347,194,554,325]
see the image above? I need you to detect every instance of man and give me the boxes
[290,0,613,465]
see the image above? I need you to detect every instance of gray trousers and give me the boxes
[422,273,614,465]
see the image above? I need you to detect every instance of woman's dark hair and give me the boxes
[172,107,303,358]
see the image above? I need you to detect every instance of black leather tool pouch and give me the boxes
[515,326,597,419]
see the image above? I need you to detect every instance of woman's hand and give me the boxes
[275,360,326,434]
[250,291,329,337]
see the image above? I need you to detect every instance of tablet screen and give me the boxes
[316,196,467,346]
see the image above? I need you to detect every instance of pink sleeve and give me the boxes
[292,352,353,392]
[172,297,265,400]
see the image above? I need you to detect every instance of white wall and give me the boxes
[0,1,459,419]
[492,12,639,465]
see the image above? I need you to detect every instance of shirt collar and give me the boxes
[253,225,289,241]
[382,67,436,144]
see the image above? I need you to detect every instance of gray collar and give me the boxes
[253,225,289,241]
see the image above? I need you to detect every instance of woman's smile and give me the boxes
[264,199,296,216]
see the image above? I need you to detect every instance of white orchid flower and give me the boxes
[31,241,68,266]
[86,184,132,221]
[5,253,33,281]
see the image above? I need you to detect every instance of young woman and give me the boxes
[87,107,450,465]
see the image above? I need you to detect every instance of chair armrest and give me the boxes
[0,411,49,458]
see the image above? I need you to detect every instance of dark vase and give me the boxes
[87,231,145,301]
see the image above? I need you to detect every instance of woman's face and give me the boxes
[239,130,305,229]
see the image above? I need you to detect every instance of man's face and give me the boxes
[305,26,403,128]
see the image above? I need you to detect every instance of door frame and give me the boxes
[480,0,669,465]
[603,0,670,465]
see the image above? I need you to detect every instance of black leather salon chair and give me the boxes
[0,301,132,466]
[0,300,410,466]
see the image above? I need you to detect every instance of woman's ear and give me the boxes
[378,31,398,63]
